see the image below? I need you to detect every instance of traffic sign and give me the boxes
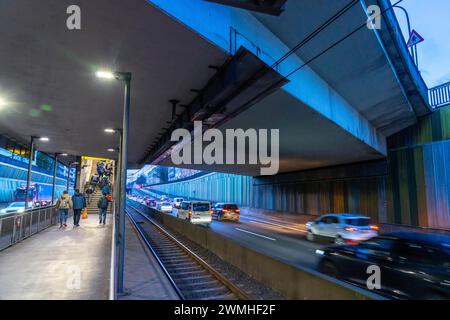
[407,29,424,47]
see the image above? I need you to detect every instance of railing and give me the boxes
[0,206,57,251]
[429,81,450,109]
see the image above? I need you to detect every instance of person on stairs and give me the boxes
[72,189,86,227]
[97,192,109,225]
[55,191,73,228]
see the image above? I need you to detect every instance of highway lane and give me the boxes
[207,215,325,270]
[131,196,327,271]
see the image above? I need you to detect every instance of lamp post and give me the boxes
[96,71,131,295]
[393,5,417,66]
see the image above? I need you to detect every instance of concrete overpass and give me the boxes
[0,0,429,175]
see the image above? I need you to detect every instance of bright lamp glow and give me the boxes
[107,148,115,152]
[39,137,49,142]
[61,153,68,156]
[0,97,6,108]
[104,128,115,133]
[96,71,115,79]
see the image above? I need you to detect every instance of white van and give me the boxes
[177,201,212,226]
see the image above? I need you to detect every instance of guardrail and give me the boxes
[0,206,57,251]
[429,82,450,109]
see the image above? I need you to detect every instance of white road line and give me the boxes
[235,228,277,241]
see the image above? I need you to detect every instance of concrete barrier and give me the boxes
[130,201,383,300]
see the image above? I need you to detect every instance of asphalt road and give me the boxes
[133,197,327,271]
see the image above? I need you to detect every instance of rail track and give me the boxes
[126,205,250,300]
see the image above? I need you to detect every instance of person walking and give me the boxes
[97,192,109,225]
[85,184,94,205]
[101,182,110,195]
[55,191,72,228]
[72,188,86,227]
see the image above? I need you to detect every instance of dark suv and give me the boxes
[317,232,450,299]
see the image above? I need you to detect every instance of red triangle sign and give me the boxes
[407,30,424,47]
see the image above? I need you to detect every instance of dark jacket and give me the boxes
[72,192,86,210]
[97,196,109,209]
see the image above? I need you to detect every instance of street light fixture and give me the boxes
[96,69,131,296]
[95,71,116,80]
[38,137,50,142]
[0,97,7,108]
[107,148,116,152]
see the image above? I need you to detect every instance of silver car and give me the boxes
[306,213,379,244]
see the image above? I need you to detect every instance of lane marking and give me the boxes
[244,218,307,233]
[235,228,277,241]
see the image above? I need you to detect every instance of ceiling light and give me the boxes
[104,128,116,133]
[96,71,115,80]
[39,137,49,142]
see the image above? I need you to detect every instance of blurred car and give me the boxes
[317,232,450,299]
[212,203,240,222]
[146,199,157,207]
[173,197,184,209]
[177,201,212,226]
[306,213,378,244]
[1,202,27,214]
[157,201,173,213]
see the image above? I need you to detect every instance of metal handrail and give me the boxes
[0,205,57,251]
[429,81,450,109]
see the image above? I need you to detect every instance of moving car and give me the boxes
[317,232,450,299]
[306,213,378,244]
[212,203,240,222]
[177,201,212,226]
[146,198,157,207]
[157,201,173,213]
[173,197,184,209]
[0,202,27,214]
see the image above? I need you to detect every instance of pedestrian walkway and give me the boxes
[0,214,112,299]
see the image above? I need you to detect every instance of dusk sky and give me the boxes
[394,0,450,87]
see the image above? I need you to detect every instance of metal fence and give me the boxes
[0,206,57,251]
[429,82,450,109]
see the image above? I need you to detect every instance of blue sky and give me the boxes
[394,0,450,87]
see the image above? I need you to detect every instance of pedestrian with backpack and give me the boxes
[55,191,73,228]
[97,192,109,225]
[72,189,86,227]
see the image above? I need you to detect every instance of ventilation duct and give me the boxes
[138,46,289,165]
[205,0,287,16]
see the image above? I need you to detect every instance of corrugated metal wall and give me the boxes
[387,106,450,229]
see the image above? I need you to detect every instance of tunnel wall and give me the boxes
[386,105,450,229]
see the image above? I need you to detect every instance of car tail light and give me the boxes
[370,225,379,231]
[210,210,213,216]
[235,209,240,213]
[222,209,229,213]
[344,227,358,232]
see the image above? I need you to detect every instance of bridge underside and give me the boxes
[0,0,429,177]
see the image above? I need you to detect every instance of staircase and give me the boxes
[85,188,112,214]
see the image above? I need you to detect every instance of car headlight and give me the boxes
[315,249,325,256]
[0,209,6,214]
[18,208,25,213]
